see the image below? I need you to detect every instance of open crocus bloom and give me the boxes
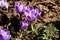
[0,0,9,9]
[0,29,11,40]
[20,20,28,30]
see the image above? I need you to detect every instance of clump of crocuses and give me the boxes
[14,3,42,21]
[0,28,11,40]
[23,6,42,21]
[14,2,42,30]
[0,0,9,9]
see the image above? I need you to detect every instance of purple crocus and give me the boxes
[14,3,24,13]
[24,6,42,21]
[34,9,42,18]
[23,6,36,21]
[0,0,9,9]
[20,20,28,30]
[14,3,42,21]
[0,29,11,40]
[26,9,36,21]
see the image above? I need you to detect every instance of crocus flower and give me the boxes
[14,3,42,21]
[23,6,36,21]
[0,0,9,9]
[14,3,24,13]
[26,9,36,21]
[34,9,42,18]
[20,20,28,30]
[24,6,42,21]
[23,6,34,12]
[0,29,11,40]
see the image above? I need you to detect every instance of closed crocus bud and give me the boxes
[0,29,11,40]
[26,9,36,21]
[24,6,30,17]
[23,6,34,12]
[34,9,42,18]
[24,6,36,21]
[0,0,9,9]
[20,20,28,30]
[14,3,24,13]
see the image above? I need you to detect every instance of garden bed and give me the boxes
[0,0,60,40]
